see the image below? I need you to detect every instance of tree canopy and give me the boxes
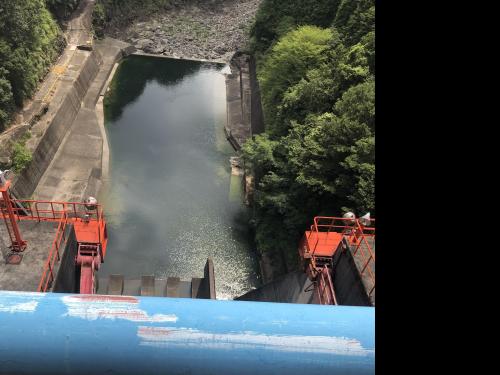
[0,0,69,131]
[243,0,375,271]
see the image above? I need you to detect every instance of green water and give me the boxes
[99,56,260,299]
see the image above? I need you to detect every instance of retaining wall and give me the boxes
[331,239,372,306]
[235,271,314,304]
[11,50,103,198]
[198,258,216,299]
[52,227,78,293]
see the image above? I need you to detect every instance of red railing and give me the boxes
[5,199,103,223]
[306,216,376,299]
[37,212,69,292]
[316,266,338,305]
[307,217,356,255]
[344,221,375,298]
[1,198,105,292]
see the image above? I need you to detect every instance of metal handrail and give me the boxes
[304,216,375,299]
[305,216,375,255]
[1,195,105,293]
[37,212,68,292]
[1,199,102,222]
[316,266,338,305]
[346,222,375,297]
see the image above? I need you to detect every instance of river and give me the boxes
[98,56,260,299]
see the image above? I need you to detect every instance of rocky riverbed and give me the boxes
[107,0,262,62]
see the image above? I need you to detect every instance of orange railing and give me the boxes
[37,212,69,292]
[307,217,355,255]
[306,216,375,252]
[306,216,376,299]
[1,198,105,292]
[316,266,338,305]
[345,220,375,298]
[5,199,103,223]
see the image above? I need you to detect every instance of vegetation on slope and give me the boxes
[0,0,70,132]
[242,0,375,270]
[250,0,341,58]
[11,132,32,172]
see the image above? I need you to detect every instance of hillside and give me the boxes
[241,0,375,274]
[0,0,81,132]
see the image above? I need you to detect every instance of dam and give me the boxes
[0,2,375,373]
[0,51,375,375]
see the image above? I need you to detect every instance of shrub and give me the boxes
[11,141,32,172]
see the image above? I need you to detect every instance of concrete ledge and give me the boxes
[131,51,226,65]
[224,53,263,151]
[201,258,216,299]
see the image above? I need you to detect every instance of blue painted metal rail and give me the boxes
[0,291,374,375]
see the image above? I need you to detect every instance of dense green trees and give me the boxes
[0,0,69,131]
[243,0,375,271]
[258,26,334,137]
[250,0,341,56]
[0,68,15,127]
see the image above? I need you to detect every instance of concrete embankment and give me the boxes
[225,53,286,284]
[10,38,134,202]
[11,50,102,199]
[0,0,132,203]
[30,38,134,203]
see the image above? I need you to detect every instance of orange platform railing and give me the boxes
[37,212,69,292]
[1,197,105,292]
[303,216,376,303]
[316,266,338,305]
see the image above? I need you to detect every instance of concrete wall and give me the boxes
[235,271,314,304]
[52,226,78,293]
[331,239,371,306]
[238,238,372,306]
[197,258,216,299]
[11,51,103,198]
[248,56,265,135]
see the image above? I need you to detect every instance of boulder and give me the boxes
[143,43,164,54]
[135,38,154,50]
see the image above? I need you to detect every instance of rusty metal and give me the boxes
[316,266,338,305]
[5,253,23,265]
[76,243,102,294]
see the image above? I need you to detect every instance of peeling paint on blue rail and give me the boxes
[0,291,374,375]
